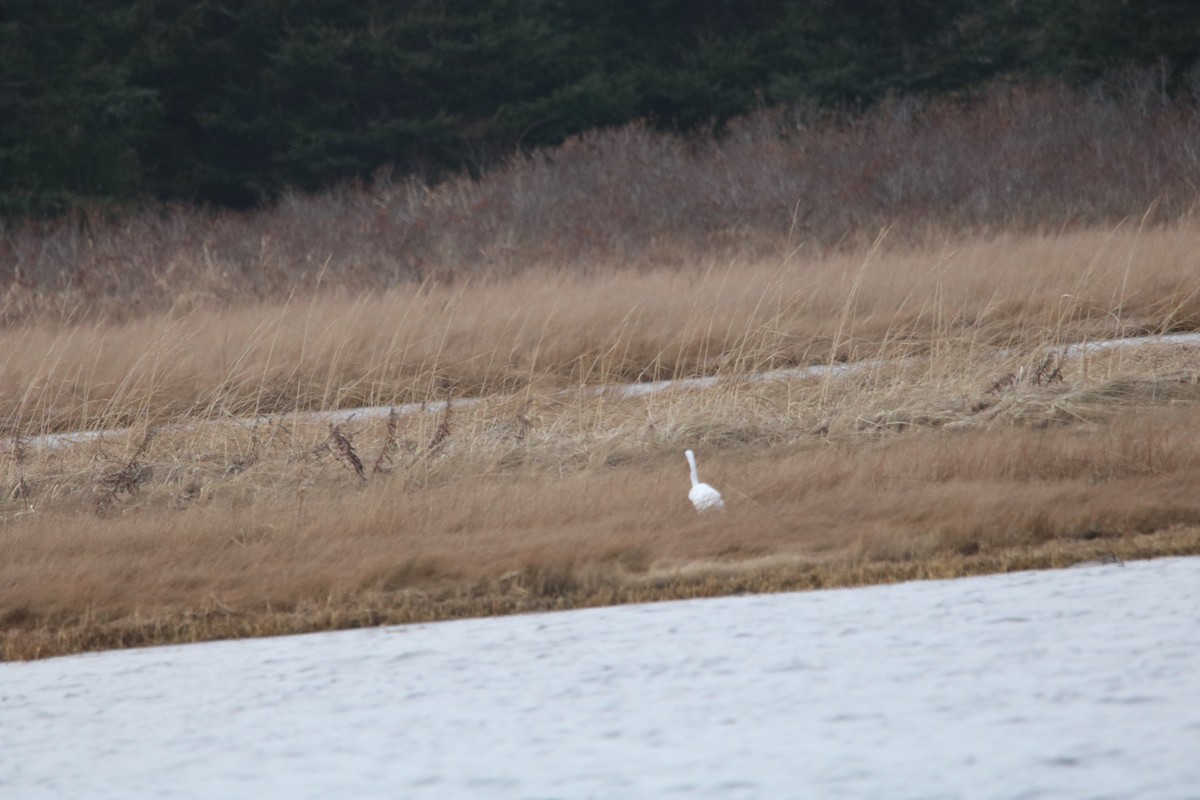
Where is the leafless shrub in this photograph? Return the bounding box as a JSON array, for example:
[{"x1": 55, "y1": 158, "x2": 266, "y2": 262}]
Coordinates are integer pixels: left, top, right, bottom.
[
  {"x1": 1031, "y1": 352, "x2": 1064, "y2": 386},
  {"x1": 372, "y1": 408, "x2": 399, "y2": 475},
  {"x1": 4, "y1": 82, "x2": 1200, "y2": 324},
  {"x1": 95, "y1": 429, "x2": 156, "y2": 514},
  {"x1": 987, "y1": 351, "x2": 1066, "y2": 396},
  {"x1": 329, "y1": 424, "x2": 366, "y2": 482}
]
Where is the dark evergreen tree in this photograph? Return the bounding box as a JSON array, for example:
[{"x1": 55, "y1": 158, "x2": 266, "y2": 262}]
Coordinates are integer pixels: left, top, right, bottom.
[
  {"x1": 1, "y1": 0, "x2": 158, "y2": 213},
  {"x1": 1043, "y1": 0, "x2": 1200, "y2": 86},
  {"x1": 4, "y1": 0, "x2": 1197, "y2": 215}
]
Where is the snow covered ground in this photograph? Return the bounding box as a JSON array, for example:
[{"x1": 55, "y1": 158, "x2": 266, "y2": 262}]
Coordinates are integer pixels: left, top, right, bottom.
[{"x1": 3, "y1": 557, "x2": 1199, "y2": 799}]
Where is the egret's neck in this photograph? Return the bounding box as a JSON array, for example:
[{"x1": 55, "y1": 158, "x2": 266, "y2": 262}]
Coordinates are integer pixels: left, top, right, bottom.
[{"x1": 686, "y1": 452, "x2": 699, "y2": 486}]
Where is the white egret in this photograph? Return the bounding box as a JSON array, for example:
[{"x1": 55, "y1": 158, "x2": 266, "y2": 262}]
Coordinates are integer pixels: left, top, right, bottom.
[{"x1": 685, "y1": 449, "x2": 724, "y2": 512}]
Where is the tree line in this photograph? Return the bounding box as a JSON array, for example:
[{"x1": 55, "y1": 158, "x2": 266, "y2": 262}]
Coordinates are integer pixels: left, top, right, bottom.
[{"x1": 2, "y1": 0, "x2": 1198, "y2": 215}]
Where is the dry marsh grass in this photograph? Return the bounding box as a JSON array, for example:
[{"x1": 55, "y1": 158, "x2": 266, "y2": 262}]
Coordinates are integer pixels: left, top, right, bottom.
[
  {"x1": 3, "y1": 303, "x2": 1200, "y2": 659},
  {"x1": 2, "y1": 219, "x2": 1198, "y2": 435},
  {"x1": 5, "y1": 85, "x2": 1200, "y2": 658}
]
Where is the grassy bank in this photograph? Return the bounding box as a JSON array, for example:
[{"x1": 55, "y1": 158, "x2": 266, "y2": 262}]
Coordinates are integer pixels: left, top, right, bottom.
[
  {"x1": 3, "y1": 84, "x2": 1200, "y2": 660},
  {"x1": 2, "y1": 233, "x2": 1199, "y2": 659}
]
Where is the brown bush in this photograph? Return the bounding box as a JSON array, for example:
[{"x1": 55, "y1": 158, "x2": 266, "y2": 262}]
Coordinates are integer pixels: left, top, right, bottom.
[{"x1": 3, "y1": 82, "x2": 1199, "y2": 324}]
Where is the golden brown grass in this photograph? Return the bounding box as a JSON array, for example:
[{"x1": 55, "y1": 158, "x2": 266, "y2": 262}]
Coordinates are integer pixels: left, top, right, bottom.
[
  {"x1": 2, "y1": 218, "x2": 1198, "y2": 435},
  {"x1": 4, "y1": 214, "x2": 1200, "y2": 660},
  {"x1": 3, "y1": 267, "x2": 1200, "y2": 660}
]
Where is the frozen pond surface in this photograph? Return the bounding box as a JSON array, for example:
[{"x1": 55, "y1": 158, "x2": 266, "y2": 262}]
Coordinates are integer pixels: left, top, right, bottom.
[{"x1": 3, "y1": 557, "x2": 1199, "y2": 799}]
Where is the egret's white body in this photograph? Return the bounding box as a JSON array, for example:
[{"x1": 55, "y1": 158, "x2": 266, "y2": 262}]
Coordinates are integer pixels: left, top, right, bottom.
[{"x1": 685, "y1": 449, "x2": 724, "y2": 512}]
